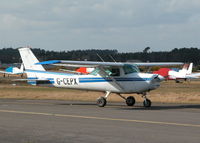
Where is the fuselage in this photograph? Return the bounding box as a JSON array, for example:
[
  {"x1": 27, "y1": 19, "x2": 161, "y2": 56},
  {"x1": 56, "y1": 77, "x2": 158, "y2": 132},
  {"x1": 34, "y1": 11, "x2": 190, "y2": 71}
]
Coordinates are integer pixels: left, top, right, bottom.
[
  {"x1": 26, "y1": 69, "x2": 162, "y2": 94},
  {"x1": 168, "y1": 70, "x2": 187, "y2": 80}
]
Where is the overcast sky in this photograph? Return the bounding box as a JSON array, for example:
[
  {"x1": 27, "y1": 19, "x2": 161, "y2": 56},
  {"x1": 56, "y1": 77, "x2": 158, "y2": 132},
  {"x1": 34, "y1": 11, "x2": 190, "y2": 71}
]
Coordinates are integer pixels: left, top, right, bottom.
[{"x1": 0, "y1": 0, "x2": 200, "y2": 52}]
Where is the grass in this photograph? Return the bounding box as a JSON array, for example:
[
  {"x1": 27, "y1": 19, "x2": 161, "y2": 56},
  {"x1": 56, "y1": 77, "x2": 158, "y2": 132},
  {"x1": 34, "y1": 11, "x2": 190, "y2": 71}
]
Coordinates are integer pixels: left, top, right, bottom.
[{"x1": 0, "y1": 74, "x2": 200, "y2": 103}]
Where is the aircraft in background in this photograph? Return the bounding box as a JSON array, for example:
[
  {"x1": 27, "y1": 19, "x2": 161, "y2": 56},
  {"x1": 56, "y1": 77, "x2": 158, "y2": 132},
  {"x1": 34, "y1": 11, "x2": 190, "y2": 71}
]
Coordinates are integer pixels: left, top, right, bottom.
[
  {"x1": 59, "y1": 67, "x2": 95, "y2": 74},
  {"x1": 154, "y1": 63, "x2": 200, "y2": 82},
  {"x1": 76, "y1": 67, "x2": 95, "y2": 74},
  {"x1": 168, "y1": 63, "x2": 200, "y2": 82},
  {"x1": 16, "y1": 47, "x2": 183, "y2": 108},
  {"x1": 0, "y1": 64, "x2": 24, "y2": 76}
]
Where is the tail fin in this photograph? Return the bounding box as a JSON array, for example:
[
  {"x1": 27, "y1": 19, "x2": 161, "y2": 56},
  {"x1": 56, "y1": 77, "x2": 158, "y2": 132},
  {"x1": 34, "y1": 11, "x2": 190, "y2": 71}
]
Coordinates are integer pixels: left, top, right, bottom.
[
  {"x1": 18, "y1": 47, "x2": 45, "y2": 71},
  {"x1": 186, "y1": 63, "x2": 193, "y2": 74},
  {"x1": 182, "y1": 63, "x2": 189, "y2": 70}
]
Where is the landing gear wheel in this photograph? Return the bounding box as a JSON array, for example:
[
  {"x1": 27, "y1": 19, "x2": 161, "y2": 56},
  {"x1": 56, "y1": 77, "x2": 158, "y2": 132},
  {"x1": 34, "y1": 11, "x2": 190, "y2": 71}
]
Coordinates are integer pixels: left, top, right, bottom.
[
  {"x1": 143, "y1": 99, "x2": 151, "y2": 108},
  {"x1": 97, "y1": 97, "x2": 107, "y2": 107},
  {"x1": 126, "y1": 96, "x2": 135, "y2": 106}
]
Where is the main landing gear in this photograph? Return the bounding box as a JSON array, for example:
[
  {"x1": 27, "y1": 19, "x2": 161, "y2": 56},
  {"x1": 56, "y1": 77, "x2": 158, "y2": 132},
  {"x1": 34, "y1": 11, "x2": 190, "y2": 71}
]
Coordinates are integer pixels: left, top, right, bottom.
[
  {"x1": 96, "y1": 91, "x2": 136, "y2": 107},
  {"x1": 96, "y1": 91, "x2": 110, "y2": 107},
  {"x1": 96, "y1": 91, "x2": 152, "y2": 108},
  {"x1": 117, "y1": 94, "x2": 135, "y2": 106}
]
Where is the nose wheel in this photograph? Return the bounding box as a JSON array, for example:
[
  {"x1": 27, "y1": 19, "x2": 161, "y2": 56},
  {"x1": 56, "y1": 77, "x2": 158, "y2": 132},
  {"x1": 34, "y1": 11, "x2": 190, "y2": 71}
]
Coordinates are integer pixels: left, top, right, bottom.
[
  {"x1": 142, "y1": 93, "x2": 152, "y2": 108},
  {"x1": 143, "y1": 98, "x2": 151, "y2": 107}
]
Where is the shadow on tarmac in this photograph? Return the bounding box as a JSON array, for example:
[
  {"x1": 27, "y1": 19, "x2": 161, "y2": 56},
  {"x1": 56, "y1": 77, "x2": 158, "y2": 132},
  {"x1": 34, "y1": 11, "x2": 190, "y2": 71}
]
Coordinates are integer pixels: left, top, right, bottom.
[
  {"x1": 1, "y1": 99, "x2": 199, "y2": 111},
  {"x1": 56, "y1": 101, "x2": 200, "y2": 111},
  {"x1": 116, "y1": 104, "x2": 200, "y2": 111}
]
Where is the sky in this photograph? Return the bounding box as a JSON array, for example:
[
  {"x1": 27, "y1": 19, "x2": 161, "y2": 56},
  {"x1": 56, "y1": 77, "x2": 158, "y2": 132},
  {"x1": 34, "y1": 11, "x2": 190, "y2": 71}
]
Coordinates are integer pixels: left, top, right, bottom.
[{"x1": 0, "y1": 0, "x2": 200, "y2": 52}]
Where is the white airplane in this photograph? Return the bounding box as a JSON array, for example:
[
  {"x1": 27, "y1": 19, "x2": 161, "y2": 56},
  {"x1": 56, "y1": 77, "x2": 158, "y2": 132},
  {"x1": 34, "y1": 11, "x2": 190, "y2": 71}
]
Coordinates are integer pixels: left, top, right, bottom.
[
  {"x1": 0, "y1": 64, "x2": 24, "y2": 76},
  {"x1": 168, "y1": 63, "x2": 200, "y2": 82},
  {"x1": 17, "y1": 47, "x2": 183, "y2": 107}
]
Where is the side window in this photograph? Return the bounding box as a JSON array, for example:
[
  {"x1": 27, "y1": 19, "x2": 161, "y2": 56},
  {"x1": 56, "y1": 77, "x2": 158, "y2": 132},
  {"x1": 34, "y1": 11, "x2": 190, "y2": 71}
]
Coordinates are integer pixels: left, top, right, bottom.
[
  {"x1": 110, "y1": 68, "x2": 120, "y2": 76},
  {"x1": 123, "y1": 65, "x2": 139, "y2": 74},
  {"x1": 90, "y1": 68, "x2": 100, "y2": 75}
]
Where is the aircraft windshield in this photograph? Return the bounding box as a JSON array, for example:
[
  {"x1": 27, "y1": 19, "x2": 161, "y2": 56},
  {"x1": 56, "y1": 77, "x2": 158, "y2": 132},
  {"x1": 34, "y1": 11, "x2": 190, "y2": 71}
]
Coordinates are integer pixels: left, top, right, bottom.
[{"x1": 123, "y1": 64, "x2": 139, "y2": 74}]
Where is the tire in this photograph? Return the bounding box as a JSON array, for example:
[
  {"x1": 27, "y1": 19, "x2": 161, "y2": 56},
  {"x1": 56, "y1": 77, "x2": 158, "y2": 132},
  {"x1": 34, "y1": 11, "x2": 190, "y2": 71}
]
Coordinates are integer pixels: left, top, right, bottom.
[
  {"x1": 143, "y1": 99, "x2": 151, "y2": 107},
  {"x1": 126, "y1": 96, "x2": 135, "y2": 106},
  {"x1": 97, "y1": 97, "x2": 107, "y2": 107}
]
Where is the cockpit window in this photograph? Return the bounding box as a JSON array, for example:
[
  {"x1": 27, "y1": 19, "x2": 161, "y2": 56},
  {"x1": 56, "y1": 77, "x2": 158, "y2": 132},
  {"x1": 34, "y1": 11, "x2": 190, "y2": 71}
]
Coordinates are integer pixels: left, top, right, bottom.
[
  {"x1": 90, "y1": 68, "x2": 100, "y2": 76},
  {"x1": 110, "y1": 68, "x2": 120, "y2": 76},
  {"x1": 89, "y1": 65, "x2": 139, "y2": 76},
  {"x1": 123, "y1": 64, "x2": 139, "y2": 74},
  {"x1": 89, "y1": 67, "x2": 120, "y2": 76}
]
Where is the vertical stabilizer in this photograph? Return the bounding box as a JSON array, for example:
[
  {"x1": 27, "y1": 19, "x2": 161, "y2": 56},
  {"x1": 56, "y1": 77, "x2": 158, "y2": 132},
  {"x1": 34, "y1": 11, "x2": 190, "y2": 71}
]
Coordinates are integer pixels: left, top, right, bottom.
[
  {"x1": 182, "y1": 63, "x2": 189, "y2": 70},
  {"x1": 186, "y1": 63, "x2": 193, "y2": 74},
  {"x1": 18, "y1": 47, "x2": 45, "y2": 71}
]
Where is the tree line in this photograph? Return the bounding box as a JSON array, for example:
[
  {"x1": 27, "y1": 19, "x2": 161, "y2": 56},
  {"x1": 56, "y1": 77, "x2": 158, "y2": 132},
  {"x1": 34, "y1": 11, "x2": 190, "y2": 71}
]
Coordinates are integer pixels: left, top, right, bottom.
[{"x1": 0, "y1": 47, "x2": 200, "y2": 65}]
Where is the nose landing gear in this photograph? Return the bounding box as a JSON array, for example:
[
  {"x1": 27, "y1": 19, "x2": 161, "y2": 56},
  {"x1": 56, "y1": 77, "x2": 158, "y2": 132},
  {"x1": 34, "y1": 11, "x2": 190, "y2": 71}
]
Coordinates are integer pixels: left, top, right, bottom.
[{"x1": 142, "y1": 93, "x2": 151, "y2": 108}]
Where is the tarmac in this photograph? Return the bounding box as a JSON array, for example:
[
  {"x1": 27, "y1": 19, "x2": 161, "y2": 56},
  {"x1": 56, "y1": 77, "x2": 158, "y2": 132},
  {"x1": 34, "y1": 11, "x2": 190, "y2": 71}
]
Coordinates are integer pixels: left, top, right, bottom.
[{"x1": 0, "y1": 99, "x2": 200, "y2": 143}]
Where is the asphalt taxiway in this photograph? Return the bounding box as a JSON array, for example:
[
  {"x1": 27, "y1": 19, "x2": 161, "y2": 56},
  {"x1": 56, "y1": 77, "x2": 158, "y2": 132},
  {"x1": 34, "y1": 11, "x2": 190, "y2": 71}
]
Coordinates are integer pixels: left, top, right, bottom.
[{"x1": 0, "y1": 99, "x2": 200, "y2": 143}]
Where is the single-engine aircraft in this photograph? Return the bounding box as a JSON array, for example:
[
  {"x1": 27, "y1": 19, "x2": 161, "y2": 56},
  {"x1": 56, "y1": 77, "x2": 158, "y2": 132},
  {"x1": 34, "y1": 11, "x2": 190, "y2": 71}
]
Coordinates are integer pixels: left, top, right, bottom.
[
  {"x1": 168, "y1": 63, "x2": 200, "y2": 82},
  {"x1": 154, "y1": 63, "x2": 200, "y2": 82},
  {"x1": 17, "y1": 47, "x2": 183, "y2": 107}
]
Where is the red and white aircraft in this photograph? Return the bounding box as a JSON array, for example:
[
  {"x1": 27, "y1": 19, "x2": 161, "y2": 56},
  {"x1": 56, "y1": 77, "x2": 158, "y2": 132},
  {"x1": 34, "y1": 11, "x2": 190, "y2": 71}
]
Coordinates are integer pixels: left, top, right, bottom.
[{"x1": 154, "y1": 63, "x2": 200, "y2": 82}]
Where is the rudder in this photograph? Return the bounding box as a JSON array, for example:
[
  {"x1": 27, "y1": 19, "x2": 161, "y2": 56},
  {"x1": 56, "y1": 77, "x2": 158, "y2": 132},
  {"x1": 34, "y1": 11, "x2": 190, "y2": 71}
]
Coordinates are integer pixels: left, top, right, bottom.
[
  {"x1": 18, "y1": 47, "x2": 45, "y2": 71},
  {"x1": 186, "y1": 63, "x2": 193, "y2": 75}
]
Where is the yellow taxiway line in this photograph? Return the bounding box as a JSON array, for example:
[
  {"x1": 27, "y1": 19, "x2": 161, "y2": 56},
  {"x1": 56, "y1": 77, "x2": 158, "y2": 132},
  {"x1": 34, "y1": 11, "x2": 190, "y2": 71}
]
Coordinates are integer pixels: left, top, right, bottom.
[{"x1": 0, "y1": 109, "x2": 200, "y2": 128}]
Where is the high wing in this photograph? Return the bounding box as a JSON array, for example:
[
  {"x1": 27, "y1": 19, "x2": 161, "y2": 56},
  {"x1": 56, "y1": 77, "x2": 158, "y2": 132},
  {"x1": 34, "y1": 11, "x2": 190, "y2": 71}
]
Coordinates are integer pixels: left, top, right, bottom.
[
  {"x1": 133, "y1": 62, "x2": 184, "y2": 66},
  {"x1": 36, "y1": 60, "x2": 124, "y2": 67},
  {"x1": 36, "y1": 60, "x2": 183, "y2": 67}
]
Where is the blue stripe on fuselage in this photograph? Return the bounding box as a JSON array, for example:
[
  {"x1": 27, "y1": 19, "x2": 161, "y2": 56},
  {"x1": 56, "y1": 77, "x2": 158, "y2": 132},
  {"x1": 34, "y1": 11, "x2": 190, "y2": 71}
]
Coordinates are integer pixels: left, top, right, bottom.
[
  {"x1": 79, "y1": 77, "x2": 152, "y2": 83},
  {"x1": 25, "y1": 70, "x2": 152, "y2": 84},
  {"x1": 27, "y1": 77, "x2": 55, "y2": 85}
]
